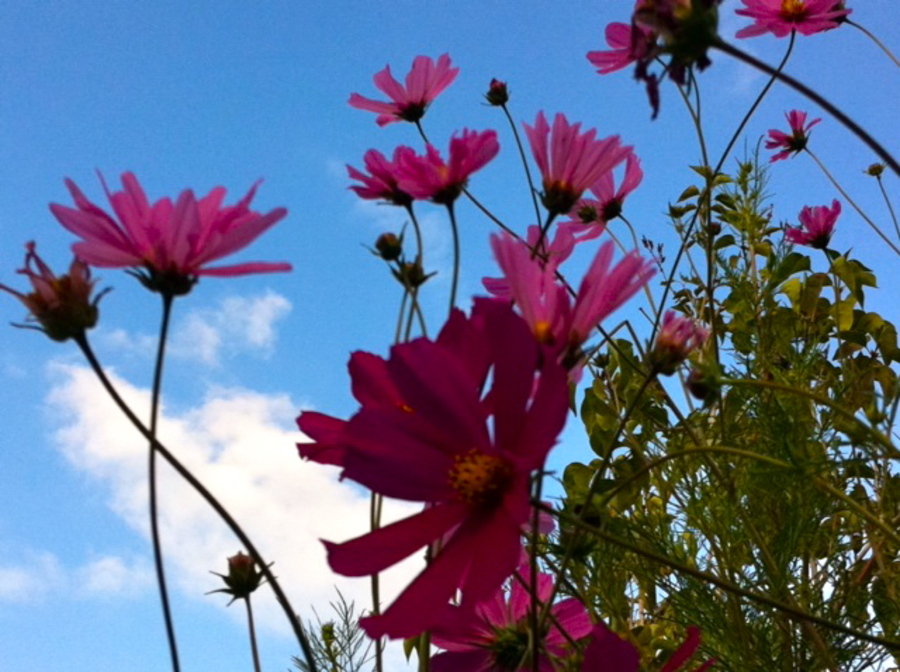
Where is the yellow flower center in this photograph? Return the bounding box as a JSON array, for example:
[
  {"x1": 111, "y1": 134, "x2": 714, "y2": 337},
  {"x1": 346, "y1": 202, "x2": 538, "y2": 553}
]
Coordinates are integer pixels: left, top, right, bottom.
[
  {"x1": 534, "y1": 320, "x2": 555, "y2": 344},
  {"x1": 780, "y1": 0, "x2": 808, "y2": 20},
  {"x1": 448, "y1": 449, "x2": 511, "y2": 506}
]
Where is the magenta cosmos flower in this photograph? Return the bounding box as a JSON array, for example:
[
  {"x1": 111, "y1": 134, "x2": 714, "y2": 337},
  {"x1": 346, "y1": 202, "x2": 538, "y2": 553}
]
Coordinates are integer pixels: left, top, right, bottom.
[
  {"x1": 396, "y1": 129, "x2": 500, "y2": 205},
  {"x1": 766, "y1": 110, "x2": 821, "y2": 162},
  {"x1": 736, "y1": 0, "x2": 851, "y2": 38},
  {"x1": 429, "y1": 569, "x2": 592, "y2": 671},
  {"x1": 347, "y1": 147, "x2": 416, "y2": 207},
  {"x1": 49, "y1": 173, "x2": 290, "y2": 296},
  {"x1": 488, "y1": 233, "x2": 655, "y2": 373},
  {"x1": 581, "y1": 624, "x2": 715, "y2": 671},
  {"x1": 311, "y1": 300, "x2": 569, "y2": 640},
  {"x1": 524, "y1": 112, "x2": 631, "y2": 217},
  {"x1": 785, "y1": 199, "x2": 841, "y2": 249},
  {"x1": 587, "y1": 20, "x2": 657, "y2": 75},
  {"x1": 651, "y1": 311, "x2": 709, "y2": 375},
  {"x1": 349, "y1": 54, "x2": 459, "y2": 126},
  {"x1": 566, "y1": 151, "x2": 644, "y2": 242},
  {"x1": 0, "y1": 242, "x2": 101, "y2": 342}
]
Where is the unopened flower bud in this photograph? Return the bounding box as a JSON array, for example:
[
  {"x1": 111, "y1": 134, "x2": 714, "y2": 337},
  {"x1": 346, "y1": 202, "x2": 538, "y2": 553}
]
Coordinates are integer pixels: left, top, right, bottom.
[
  {"x1": 392, "y1": 260, "x2": 432, "y2": 288},
  {"x1": 375, "y1": 232, "x2": 403, "y2": 261},
  {"x1": 866, "y1": 163, "x2": 885, "y2": 177},
  {"x1": 485, "y1": 79, "x2": 509, "y2": 106},
  {"x1": 0, "y1": 242, "x2": 103, "y2": 342},
  {"x1": 687, "y1": 367, "x2": 719, "y2": 402},
  {"x1": 208, "y1": 551, "x2": 268, "y2": 605}
]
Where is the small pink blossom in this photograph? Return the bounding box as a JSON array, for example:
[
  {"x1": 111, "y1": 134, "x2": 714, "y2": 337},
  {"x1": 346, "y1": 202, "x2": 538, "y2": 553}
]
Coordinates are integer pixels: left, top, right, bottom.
[
  {"x1": 524, "y1": 112, "x2": 631, "y2": 216},
  {"x1": 766, "y1": 110, "x2": 821, "y2": 162},
  {"x1": 429, "y1": 569, "x2": 592, "y2": 671},
  {"x1": 347, "y1": 147, "x2": 416, "y2": 207},
  {"x1": 566, "y1": 151, "x2": 644, "y2": 242},
  {"x1": 587, "y1": 21, "x2": 657, "y2": 75},
  {"x1": 349, "y1": 54, "x2": 459, "y2": 127},
  {"x1": 736, "y1": 0, "x2": 851, "y2": 38},
  {"x1": 785, "y1": 199, "x2": 841, "y2": 249},
  {"x1": 396, "y1": 129, "x2": 500, "y2": 205},
  {"x1": 49, "y1": 173, "x2": 290, "y2": 296},
  {"x1": 651, "y1": 311, "x2": 709, "y2": 375},
  {"x1": 317, "y1": 300, "x2": 569, "y2": 640},
  {"x1": 0, "y1": 242, "x2": 101, "y2": 341}
]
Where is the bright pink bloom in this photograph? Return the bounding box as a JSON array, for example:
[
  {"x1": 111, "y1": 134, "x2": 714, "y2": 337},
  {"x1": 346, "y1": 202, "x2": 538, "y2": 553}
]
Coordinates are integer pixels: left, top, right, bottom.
[
  {"x1": 49, "y1": 173, "x2": 290, "y2": 296},
  {"x1": 581, "y1": 623, "x2": 715, "y2": 671},
  {"x1": 348, "y1": 147, "x2": 416, "y2": 207},
  {"x1": 785, "y1": 199, "x2": 840, "y2": 249},
  {"x1": 349, "y1": 54, "x2": 459, "y2": 126},
  {"x1": 0, "y1": 242, "x2": 101, "y2": 342},
  {"x1": 766, "y1": 110, "x2": 821, "y2": 162},
  {"x1": 651, "y1": 311, "x2": 709, "y2": 375},
  {"x1": 524, "y1": 112, "x2": 631, "y2": 216},
  {"x1": 429, "y1": 569, "x2": 592, "y2": 671},
  {"x1": 736, "y1": 0, "x2": 851, "y2": 38},
  {"x1": 587, "y1": 21, "x2": 656, "y2": 74},
  {"x1": 566, "y1": 151, "x2": 644, "y2": 241},
  {"x1": 487, "y1": 233, "x2": 655, "y2": 373},
  {"x1": 320, "y1": 300, "x2": 569, "y2": 640},
  {"x1": 396, "y1": 129, "x2": 500, "y2": 205}
]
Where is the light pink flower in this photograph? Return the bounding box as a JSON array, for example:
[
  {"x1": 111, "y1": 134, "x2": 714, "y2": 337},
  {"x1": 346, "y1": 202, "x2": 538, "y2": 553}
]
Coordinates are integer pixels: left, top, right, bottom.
[
  {"x1": 736, "y1": 0, "x2": 851, "y2": 38},
  {"x1": 487, "y1": 233, "x2": 655, "y2": 373},
  {"x1": 347, "y1": 147, "x2": 416, "y2": 206},
  {"x1": 524, "y1": 112, "x2": 631, "y2": 217},
  {"x1": 396, "y1": 129, "x2": 500, "y2": 205},
  {"x1": 766, "y1": 110, "x2": 821, "y2": 162},
  {"x1": 349, "y1": 54, "x2": 459, "y2": 126},
  {"x1": 651, "y1": 311, "x2": 709, "y2": 375},
  {"x1": 319, "y1": 300, "x2": 569, "y2": 640},
  {"x1": 429, "y1": 569, "x2": 592, "y2": 671},
  {"x1": 587, "y1": 21, "x2": 656, "y2": 75},
  {"x1": 0, "y1": 242, "x2": 101, "y2": 341},
  {"x1": 785, "y1": 199, "x2": 841, "y2": 249},
  {"x1": 49, "y1": 173, "x2": 290, "y2": 296}
]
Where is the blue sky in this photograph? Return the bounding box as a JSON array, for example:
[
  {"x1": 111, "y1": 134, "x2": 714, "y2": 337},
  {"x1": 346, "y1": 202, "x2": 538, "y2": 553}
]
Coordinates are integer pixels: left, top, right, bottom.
[{"x1": 1, "y1": 2, "x2": 898, "y2": 670}]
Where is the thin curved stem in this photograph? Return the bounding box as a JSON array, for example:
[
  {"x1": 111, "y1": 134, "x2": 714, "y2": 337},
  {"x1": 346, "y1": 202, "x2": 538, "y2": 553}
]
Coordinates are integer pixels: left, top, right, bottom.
[
  {"x1": 847, "y1": 19, "x2": 900, "y2": 69},
  {"x1": 713, "y1": 38, "x2": 900, "y2": 178},
  {"x1": 73, "y1": 333, "x2": 319, "y2": 672},
  {"x1": 149, "y1": 293, "x2": 180, "y2": 672},
  {"x1": 446, "y1": 202, "x2": 461, "y2": 314},
  {"x1": 499, "y1": 102, "x2": 542, "y2": 227},
  {"x1": 805, "y1": 148, "x2": 900, "y2": 256},
  {"x1": 874, "y1": 175, "x2": 900, "y2": 242},
  {"x1": 245, "y1": 597, "x2": 262, "y2": 672}
]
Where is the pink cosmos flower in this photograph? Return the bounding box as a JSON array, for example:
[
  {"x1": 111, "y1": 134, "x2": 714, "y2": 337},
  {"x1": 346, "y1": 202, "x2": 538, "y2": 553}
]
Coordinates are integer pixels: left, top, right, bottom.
[
  {"x1": 487, "y1": 233, "x2": 655, "y2": 373},
  {"x1": 0, "y1": 242, "x2": 101, "y2": 342},
  {"x1": 524, "y1": 112, "x2": 631, "y2": 216},
  {"x1": 319, "y1": 300, "x2": 569, "y2": 640},
  {"x1": 347, "y1": 147, "x2": 416, "y2": 207},
  {"x1": 581, "y1": 624, "x2": 715, "y2": 672},
  {"x1": 429, "y1": 569, "x2": 592, "y2": 671},
  {"x1": 736, "y1": 0, "x2": 851, "y2": 38},
  {"x1": 349, "y1": 54, "x2": 459, "y2": 127},
  {"x1": 566, "y1": 151, "x2": 644, "y2": 242},
  {"x1": 49, "y1": 173, "x2": 290, "y2": 296},
  {"x1": 587, "y1": 21, "x2": 657, "y2": 75},
  {"x1": 651, "y1": 311, "x2": 709, "y2": 375},
  {"x1": 766, "y1": 110, "x2": 821, "y2": 162},
  {"x1": 785, "y1": 199, "x2": 841, "y2": 249},
  {"x1": 396, "y1": 129, "x2": 500, "y2": 205}
]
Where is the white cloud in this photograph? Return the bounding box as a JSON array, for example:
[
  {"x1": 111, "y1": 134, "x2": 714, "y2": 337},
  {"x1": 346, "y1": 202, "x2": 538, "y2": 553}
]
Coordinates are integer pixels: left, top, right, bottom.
[
  {"x1": 75, "y1": 554, "x2": 154, "y2": 597},
  {"x1": 0, "y1": 551, "x2": 63, "y2": 603},
  {"x1": 44, "y1": 361, "x2": 422, "y2": 657},
  {"x1": 170, "y1": 291, "x2": 291, "y2": 366}
]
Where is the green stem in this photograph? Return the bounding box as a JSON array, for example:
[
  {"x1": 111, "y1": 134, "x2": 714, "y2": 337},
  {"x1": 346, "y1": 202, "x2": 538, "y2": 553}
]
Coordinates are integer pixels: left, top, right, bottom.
[
  {"x1": 500, "y1": 102, "x2": 542, "y2": 227},
  {"x1": 875, "y1": 175, "x2": 900, "y2": 242},
  {"x1": 446, "y1": 202, "x2": 461, "y2": 315},
  {"x1": 73, "y1": 333, "x2": 319, "y2": 672},
  {"x1": 246, "y1": 597, "x2": 263, "y2": 672},
  {"x1": 847, "y1": 19, "x2": 900, "y2": 69},
  {"x1": 149, "y1": 292, "x2": 180, "y2": 672}
]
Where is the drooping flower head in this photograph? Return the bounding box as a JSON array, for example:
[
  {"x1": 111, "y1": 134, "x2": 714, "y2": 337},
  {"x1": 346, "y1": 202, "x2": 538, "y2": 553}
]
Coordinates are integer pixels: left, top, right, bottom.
[
  {"x1": 349, "y1": 54, "x2": 459, "y2": 126},
  {"x1": 785, "y1": 199, "x2": 841, "y2": 249},
  {"x1": 347, "y1": 147, "x2": 416, "y2": 207},
  {"x1": 735, "y1": 0, "x2": 851, "y2": 38},
  {"x1": 49, "y1": 173, "x2": 290, "y2": 296},
  {"x1": 313, "y1": 300, "x2": 569, "y2": 640},
  {"x1": 397, "y1": 129, "x2": 500, "y2": 205},
  {"x1": 1, "y1": 242, "x2": 102, "y2": 342},
  {"x1": 650, "y1": 310, "x2": 710, "y2": 375},
  {"x1": 587, "y1": 20, "x2": 657, "y2": 75},
  {"x1": 766, "y1": 110, "x2": 821, "y2": 162},
  {"x1": 429, "y1": 568, "x2": 592, "y2": 671},
  {"x1": 565, "y1": 151, "x2": 644, "y2": 242},
  {"x1": 524, "y1": 112, "x2": 631, "y2": 216}
]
